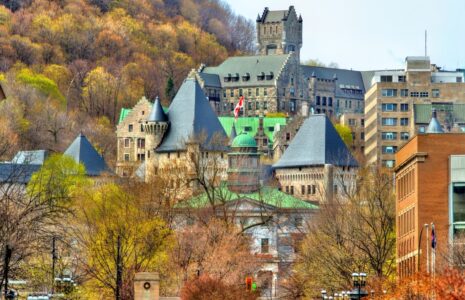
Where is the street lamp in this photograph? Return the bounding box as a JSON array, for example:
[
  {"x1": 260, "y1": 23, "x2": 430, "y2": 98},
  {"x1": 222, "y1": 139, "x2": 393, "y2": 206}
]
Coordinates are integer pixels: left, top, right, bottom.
[
  {"x1": 321, "y1": 289, "x2": 327, "y2": 299},
  {"x1": 349, "y1": 272, "x2": 369, "y2": 300}
]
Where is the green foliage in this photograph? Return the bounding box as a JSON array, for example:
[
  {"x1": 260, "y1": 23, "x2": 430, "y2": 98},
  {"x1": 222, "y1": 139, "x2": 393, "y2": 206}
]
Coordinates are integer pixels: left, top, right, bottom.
[
  {"x1": 16, "y1": 68, "x2": 66, "y2": 105},
  {"x1": 265, "y1": 112, "x2": 287, "y2": 118},
  {"x1": 27, "y1": 154, "x2": 90, "y2": 206},
  {"x1": 165, "y1": 76, "x2": 175, "y2": 101},
  {"x1": 334, "y1": 123, "x2": 353, "y2": 146}
]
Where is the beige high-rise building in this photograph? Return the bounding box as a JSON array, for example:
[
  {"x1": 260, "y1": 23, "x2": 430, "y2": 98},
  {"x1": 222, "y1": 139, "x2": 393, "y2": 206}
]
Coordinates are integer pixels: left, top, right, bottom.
[{"x1": 364, "y1": 56, "x2": 465, "y2": 167}]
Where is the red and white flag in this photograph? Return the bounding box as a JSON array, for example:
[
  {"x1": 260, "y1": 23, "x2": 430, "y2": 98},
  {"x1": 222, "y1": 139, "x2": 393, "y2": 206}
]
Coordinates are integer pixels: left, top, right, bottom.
[{"x1": 234, "y1": 96, "x2": 244, "y2": 119}]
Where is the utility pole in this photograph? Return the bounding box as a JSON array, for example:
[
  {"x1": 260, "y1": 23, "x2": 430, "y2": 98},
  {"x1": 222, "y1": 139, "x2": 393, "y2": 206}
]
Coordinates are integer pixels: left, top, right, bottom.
[
  {"x1": 3, "y1": 244, "x2": 12, "y2": 300},
  {"x1": 51, "y1": 237, "x2": 57, "y2": 294},
  {"x1": 116, "y1": 235, "x2": 122, "y2": 300}
]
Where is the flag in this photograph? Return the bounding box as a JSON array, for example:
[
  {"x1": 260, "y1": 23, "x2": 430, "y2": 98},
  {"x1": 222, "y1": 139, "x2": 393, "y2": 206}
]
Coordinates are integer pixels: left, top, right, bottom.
[
  {"x1": 431, "y1": 223, "x2": 436, "y2": 249},
  {"x1": 234, "y1": 96, "x2": 244, "y2": 119}
]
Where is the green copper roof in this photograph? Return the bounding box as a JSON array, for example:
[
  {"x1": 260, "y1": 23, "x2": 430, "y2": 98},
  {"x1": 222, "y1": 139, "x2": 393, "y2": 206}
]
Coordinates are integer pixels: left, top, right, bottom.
[
  {"x1": 176, "y1": 185, "x2": 318, "y2": 210},
  {"x1": 232, "y1": 132, "x2": 257, "y2": 148},
  {"x1": 219, "y1": 117, "x2": 287, "y2": 144}
]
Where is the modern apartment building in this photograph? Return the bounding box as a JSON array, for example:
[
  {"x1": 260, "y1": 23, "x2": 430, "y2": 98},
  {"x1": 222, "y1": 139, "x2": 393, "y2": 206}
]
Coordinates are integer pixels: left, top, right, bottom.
[{"x1": 364, "y1": 56, "x2": 465, "y2": 167}]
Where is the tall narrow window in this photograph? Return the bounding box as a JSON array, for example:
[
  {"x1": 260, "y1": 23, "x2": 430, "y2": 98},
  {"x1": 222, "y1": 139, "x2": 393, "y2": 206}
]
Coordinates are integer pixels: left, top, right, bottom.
[{"x1": 261, "y1": 238, "x2": 269, "y2": 253}]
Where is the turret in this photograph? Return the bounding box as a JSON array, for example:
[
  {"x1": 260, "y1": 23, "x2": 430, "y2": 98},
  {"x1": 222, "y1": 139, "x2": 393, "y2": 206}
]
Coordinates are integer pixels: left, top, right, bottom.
[
  {"x1": 227, "y1": 132, "x2": 260, "y2": 194},
  {"x1": 144, "y1": 97, "x2": 169, "y2": 154}
]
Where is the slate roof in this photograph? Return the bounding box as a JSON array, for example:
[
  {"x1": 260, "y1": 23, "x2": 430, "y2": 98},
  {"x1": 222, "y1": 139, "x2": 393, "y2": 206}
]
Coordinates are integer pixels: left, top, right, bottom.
[
  {"x1": 11, "y1": 150, "x2": 49, "y2": 165},
  {"x1": 202, "y1": 54, "x2": 291, "y2": 87},
  {"x1": 273, "y1": 114, "x2": 358, "y2": 168},
  {"x1": 263, "y1": 10, "x2": 288, "y2": 22},
  {"x1": 176, "y1": 185, "x2": 318, "y2": 210},
  {"x1": 0, "y1": 163, "x2": 42, "y2": 184},
  {"x1": 147, "y1": 97, "x2": 168, "y2": 122},
  {"x1": 64, "y1": 134, "x2": 109, "y2": 176},
  {"x1": 301, "y1": 66, "x2": 365, "y2": 101},
  {"x1": 156, "y1": 78, "x2": 228, "y2": 152},
  {"x1": 197, "y1": 72, "x2": 221, "y2": 88}
]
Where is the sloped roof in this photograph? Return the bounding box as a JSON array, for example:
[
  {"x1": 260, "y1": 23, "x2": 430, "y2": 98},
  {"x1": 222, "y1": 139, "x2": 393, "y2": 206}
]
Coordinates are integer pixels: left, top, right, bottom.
[
  {"x1": 301, "y1": 66, "x2": 365, "y2": 101},
  {"x1": 197, "y1": 72, "x2": 221, "y2": 88},
  {"x1": 273, "y1": 114, "x2": 358, "y2": 168},
  {"x1": 0, "y1": 163, "x2": 41, "y2": 184},
  {"x1": 176, "y1": 185, "x2": 318, "y2": 210},
  {"x1": 263, "y1": 10, "x2": 287, "y2": 22},
  {"x1": 147, "y1": 97, "x2": 168, "y2": 122},
  {"x1": 426, "y1": 109, "x2": 444, "y2": 133},
  {"x1": 11, "y1": 150, "x2": 49, "y2": 165},
  {"x1": 219, "y1": 117, "x2": 287, "y2": 144},
  {"x1": 156, "y1": 78, "x2": 228, "y2": 152},
  {"x1": 202, "y1": 54, "x2": 291, "y2": 87},
  {"x1": 64, "y1": 134, "x2": 109, "y2": 176}
]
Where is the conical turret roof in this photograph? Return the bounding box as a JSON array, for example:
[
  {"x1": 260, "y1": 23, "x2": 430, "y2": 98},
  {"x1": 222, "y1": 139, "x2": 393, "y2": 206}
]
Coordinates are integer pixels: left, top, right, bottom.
[
  {"x1": 426, "y1": 108, "x2": 444, "y2": 134},
  {"x1": 156, "y1": 77, "x2": 227, "y2": 152},
  {"x1": 147, "y1": 97, "x2": 168, "y2": 122},
  {"x1": 64, "y1": 133, "x2": 109, "y2": 176}
]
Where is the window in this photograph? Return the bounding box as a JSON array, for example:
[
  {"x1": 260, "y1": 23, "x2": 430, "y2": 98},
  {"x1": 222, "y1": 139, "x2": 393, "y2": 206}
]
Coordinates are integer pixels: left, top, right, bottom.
[
  {"x1": 383, "y1": 160, "x2": 395, "y2": 168},
  {"x1": 124, "y1": 153, "x2": 130, "y2": 161},
  {"x1": 294, "y1": 216, "x2": 303, "y2": 228},
  {"x1": 400, "y1": 118, "x2": 409, "y2": 126},
  {"x1": 322, "y1": 97, "x2": 327, "y2": 106},
  {"x1": 247, "y1": 101, "x2": 252, "y2": 110},
  {"x1": 380, "y1": 75, "x2": 393, "y2": 82},
  {"x1": 382, "y1": 103, "x2": 397, "y2": 112},
  {"x1": 382, "y1": 146, "x2": 398, "y2": 154},
  {"x1": 401, "y1": 132, "x2": 410, "y2": 140},
  {"x1": 137, "y1": 153, "x2": 145, "y2": 161},
  {"x1": 348, "y1": 119, "x2": 356, "y2": 126},
  {"x1": 223, "y1": 90, "x2": 226, "y2": 98},
  {"x1": 457, "y1": 77, "x2": 463, "y2": 83},
  {"x1": 307, "y1": 185, "x2": 311, "y2": 194},
  {"x1": 401, "y1": 89, "x2": 409, "y2": 97},
  {"x1": 382, "y1": 118, "x2": 397, "y2": 126},
  {"x1": 290, "y1": 186, "x2": 294, "y2": 195},
  {"x1": 301, "y1": 185, "x2": 305, "y2": 195},
  {"x1": 419, "y1": 126, "x2": 426, "y2": 133},
  {"x1": 400, "y1": 103, "x2": 409, "y2": 111},
  {"x1": 351, "y1": 132, "x2": 356, "y2": 140},
  {"x1": 230, "y1": 103, "x2": 234, "y2": 111},
  {"x1": 137, "y1": 138, "x2": 145, "y2": 149},
  {"x1": 316, "y1": 96, "x2": 321, "y2": 105},
  {"x1": 398, "y1": 75, "x2": 406, "y2": 82},
  {"x1": 261, "y1": 238, "x2": 269, "y2": 253},
  {"x1": 256, "y1": 88, "x2": 260, "y2": 96},
  {"x1": 285, "y1": 186, "x2": 289, "y2": 193},
  {"x1": 264, "y1": 88, "x2": 268, "y2": 96},
  {"x1": 124, "y1": 138, "x2": 130, "y2": 148},
  {"x1": 239, "y1": 89, "x2": 243, "y2": 96},
  {"x1": 410, "y1": 91, "x2": 419, "y2": 97},
  {"x1": 128, "y1": 124, "x2": 133, "y2": 132},
  {"x1": 230, "y1": 89, "x2": 234, "y2": 97},
  {"x1": 328, "y1": 97, "x2": 333, "y2": 106},
  {"x1": 248, "y1": 88, "x2": 252, "y2": 96},
  {"x1": 432, "y1": 89, "x2": 440, "y2": 97},
  {"x1": 286, "y1": 133, "x2": 291, "y2": 141},
  {"x1": 268, "y1": 126, "x2": 274, "y2": 132},
  {"x1": 419, "y1": 92, "x2": 429, "y2": 97},
  {"x1": 360, "y1": 132, "x2": 364, "y2": 140},
  {"x1": 140, "y1": 124, "x2": 144, "y2": 132},
  {"x1": 243, "y1": 126, "x2": 252, "y2": 132},
  {"x1": 382, "y1": 132, "x2": 397, "y2": 140},
  {"x1": 312, "y1": 185, "x2": 316, "y2": 194},
  {"x1": 361, "y1": 119, "x2": 365, "y2": 126},
  {"x1": 381, "y1": 89, "x2": 397, "y2": 97},
  {"x1": 263, "y1": 101, "x2": 268, "y2": 109}
]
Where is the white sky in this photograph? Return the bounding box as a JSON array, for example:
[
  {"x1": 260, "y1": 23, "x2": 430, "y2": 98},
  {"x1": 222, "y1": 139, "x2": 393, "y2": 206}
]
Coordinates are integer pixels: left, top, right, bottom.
[{"x1": 223, "y1": 0, "x2": 465, "y2": 70}]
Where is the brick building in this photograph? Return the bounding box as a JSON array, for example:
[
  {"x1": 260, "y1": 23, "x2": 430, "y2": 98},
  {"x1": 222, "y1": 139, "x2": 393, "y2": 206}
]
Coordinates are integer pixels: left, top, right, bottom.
[{"x1": 395, "y1": 113, "x2": 465, "y2": 279}]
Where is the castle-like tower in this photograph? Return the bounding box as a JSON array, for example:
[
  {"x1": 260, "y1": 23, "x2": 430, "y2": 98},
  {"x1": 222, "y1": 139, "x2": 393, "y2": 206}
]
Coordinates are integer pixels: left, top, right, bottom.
[
  {"x1": 144, "y1": 97, "x2": 169, "y2": 165},
  {"x1": 256, "y1": 6, "x2": 302, "y2": 61}
]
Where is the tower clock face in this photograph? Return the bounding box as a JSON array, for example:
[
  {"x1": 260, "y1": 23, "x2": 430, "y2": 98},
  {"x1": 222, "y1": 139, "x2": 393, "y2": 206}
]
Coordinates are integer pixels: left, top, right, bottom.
[{"x1": 143, "y1": 282, "x2": 151, "y2": 290}]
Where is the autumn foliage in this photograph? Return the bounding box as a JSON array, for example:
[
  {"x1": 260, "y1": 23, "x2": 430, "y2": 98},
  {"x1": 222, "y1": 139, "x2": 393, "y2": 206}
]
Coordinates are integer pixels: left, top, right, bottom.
[{"x1": 180, "y1": 275, "x2": 259, "y2": 300}]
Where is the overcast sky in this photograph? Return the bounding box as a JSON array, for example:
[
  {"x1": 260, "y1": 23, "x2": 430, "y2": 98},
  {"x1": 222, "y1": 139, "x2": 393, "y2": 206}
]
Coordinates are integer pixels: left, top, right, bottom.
[{"x1": 223, "y1": 0, "x2": 465, "y2": 71}]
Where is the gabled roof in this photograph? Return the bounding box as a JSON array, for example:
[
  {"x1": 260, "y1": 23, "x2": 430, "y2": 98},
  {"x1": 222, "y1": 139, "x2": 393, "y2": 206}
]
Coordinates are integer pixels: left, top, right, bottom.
[
  {"x1": 202, "y1": 54, "x2": 291, "y2": 87},
  {"x1": 156, "y1": 78, "x2": 228, "y2": 152},
  {"x1": 273, "y1": 114, "x2": 358, "y2": 168},
  {"x1": 301, "y1": 66, "x2": 365, "y2": 101},
  {"x1": 64, "y1": 134, "x2": 109, "y2": 176},
  {"x1": 147, "y1": 97, "x2": 168, "y2": 122},
  {"x1": 176, "y1": 185, "x2": 318, "y2": 210},
  {"x1": 11, "y1": 150, "x2": 49, "y2": 165},
  {"x1": 197, "y1": 72, "x2": 221, "y2": 88}
]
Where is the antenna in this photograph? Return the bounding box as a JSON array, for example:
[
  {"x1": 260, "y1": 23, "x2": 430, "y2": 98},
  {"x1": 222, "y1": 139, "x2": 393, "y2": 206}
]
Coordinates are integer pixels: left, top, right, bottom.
[{"x1": 425, "y1": 30, "x2": 427, "y2": 56}]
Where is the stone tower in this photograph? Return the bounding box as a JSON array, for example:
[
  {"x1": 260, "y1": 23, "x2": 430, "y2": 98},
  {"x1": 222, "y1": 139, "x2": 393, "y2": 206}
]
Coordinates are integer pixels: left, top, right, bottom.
[
  {"x1": 256, "y1": 6, "x2": 302, "y2": 61},
  {"x1": 227, "y1": 132, "x2": 261, "y2": 194},
  {"x1": 144, "y1": 97, "x2": 169, "y2": 163}
]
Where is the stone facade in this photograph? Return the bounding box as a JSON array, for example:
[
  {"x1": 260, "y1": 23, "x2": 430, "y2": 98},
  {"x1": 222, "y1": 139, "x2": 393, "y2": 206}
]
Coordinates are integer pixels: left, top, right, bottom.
[
  {"x1": 256, "y1": 6, "x2": 302, "y2": 61},
  {"x1": 364, "y1": 56, "x2": 465, "y2": 167},
  {"x1": 340, "y1": 112, "x2": 365, "y2": 156}
]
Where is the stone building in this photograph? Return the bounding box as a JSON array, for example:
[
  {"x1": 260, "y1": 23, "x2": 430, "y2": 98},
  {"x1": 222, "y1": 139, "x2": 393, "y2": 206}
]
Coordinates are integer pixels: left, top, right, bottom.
[
  {"x1": 340, "y1": 112, "x2": 365, "y2": 155},
  {"x1": 176, "y1": 132, "x2": 317, "y2": 298},
  {"x1": 273, "y1": 114, "x2": 358, "y2": 204},
  {"x1": 394, "y1": 113, "x2": 465, "y2": 279},
  {"x1": 256, "y1": 6, "x2": 302, "y2": 60},
  {"x1": 364, "y1": 56, "x2": 465, "y2": 167},
  {"x1": 116, "y1": 75, "x2": 229, "y2": 196}
]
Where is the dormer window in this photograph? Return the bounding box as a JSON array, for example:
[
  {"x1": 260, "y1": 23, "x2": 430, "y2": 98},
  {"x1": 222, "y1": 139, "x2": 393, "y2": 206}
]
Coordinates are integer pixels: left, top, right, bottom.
[
  {"x1": 257, "y1": 72, "x2": 265, "y2": 81},
  {"x1": 224, "y1": 73, "x2": 232, "y2": 82},
  {"x1": 242, "y1": 72, "x2": 250, "y2": 81},
  {"x1": 266, "y1": 72, "x2": 274, "y2": 80},
  {"x1": 232, "y1": 73, "x2": 240, "y2": 82}
]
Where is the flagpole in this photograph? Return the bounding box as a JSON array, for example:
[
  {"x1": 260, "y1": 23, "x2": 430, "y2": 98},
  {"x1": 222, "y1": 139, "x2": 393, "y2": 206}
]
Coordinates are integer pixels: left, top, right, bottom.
[{"x1": 425, "y1": 224, "x2": 429, "y2": 274}]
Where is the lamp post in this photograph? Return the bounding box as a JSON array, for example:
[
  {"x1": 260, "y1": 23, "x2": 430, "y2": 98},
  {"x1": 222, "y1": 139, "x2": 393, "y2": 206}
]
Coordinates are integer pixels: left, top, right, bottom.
[{"x1": 349, "y1": 272, "x2": 369, "y2": 300}]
